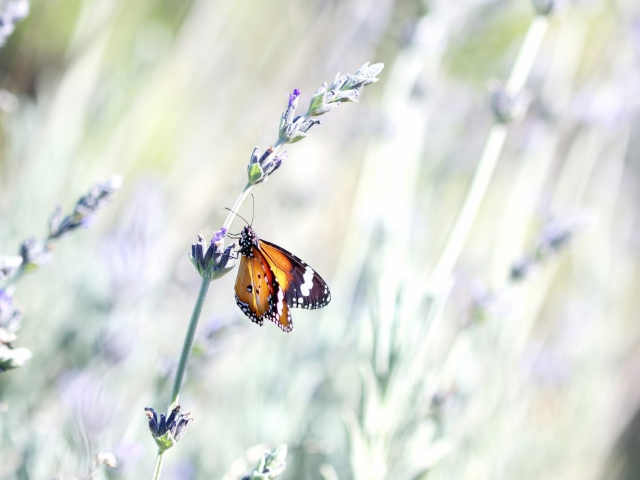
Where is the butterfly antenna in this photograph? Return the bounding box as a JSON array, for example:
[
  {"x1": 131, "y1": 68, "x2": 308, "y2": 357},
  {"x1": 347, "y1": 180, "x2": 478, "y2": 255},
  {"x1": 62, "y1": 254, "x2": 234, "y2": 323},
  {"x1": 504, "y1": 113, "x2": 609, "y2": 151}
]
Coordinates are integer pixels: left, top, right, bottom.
[{"x1": 224, "y1": 207, "x2": 251, "y2": 227}]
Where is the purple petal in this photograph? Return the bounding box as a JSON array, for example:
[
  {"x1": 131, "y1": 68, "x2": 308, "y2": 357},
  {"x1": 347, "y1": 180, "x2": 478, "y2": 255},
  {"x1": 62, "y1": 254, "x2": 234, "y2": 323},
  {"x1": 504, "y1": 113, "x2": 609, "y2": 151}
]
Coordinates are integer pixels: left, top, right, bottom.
[
  {"x1": 211, "y1": 227, "x2": 227, "y2": 244},
  {"x1": 288, "y1": 88, "x2": 301, "y2": 107}
]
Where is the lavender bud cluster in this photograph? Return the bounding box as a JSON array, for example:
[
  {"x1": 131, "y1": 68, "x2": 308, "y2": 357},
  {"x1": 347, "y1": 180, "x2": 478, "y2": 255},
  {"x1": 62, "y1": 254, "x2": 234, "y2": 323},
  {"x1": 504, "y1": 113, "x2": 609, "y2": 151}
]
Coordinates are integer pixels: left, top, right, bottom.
[
  {"x1": 276, "y1": 62, "x2": 384, "y2": 146},
  {"x1": 144, "y1": 406, "x2": 194, "y2": 452},
  {"x1": 189, "y1": 227, "x2": 236, "y2": 280},
  {"x1": 246, "y1": 62, "x2": 383, "y2": 187},
  {"x1": 0, "y1": 177, "x2": 121, "y2": 372},
  {"x1": 247, "y1": 147, "x2": 287, "y2": 185}
]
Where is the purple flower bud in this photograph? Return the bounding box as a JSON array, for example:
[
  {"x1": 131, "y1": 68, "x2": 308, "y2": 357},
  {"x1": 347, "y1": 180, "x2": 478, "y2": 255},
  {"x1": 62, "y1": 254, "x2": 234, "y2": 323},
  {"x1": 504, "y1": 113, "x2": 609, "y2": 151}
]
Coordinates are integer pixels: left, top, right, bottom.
[
  {"x1": 288, "y1": 88, "x2": 300, "y2": 107},
  {"x1": 144, "y1": 405, "x2": 194, "y2": 451},
  {"x1": 211, "y1": 227, "x2": 227, "y2": 245}
]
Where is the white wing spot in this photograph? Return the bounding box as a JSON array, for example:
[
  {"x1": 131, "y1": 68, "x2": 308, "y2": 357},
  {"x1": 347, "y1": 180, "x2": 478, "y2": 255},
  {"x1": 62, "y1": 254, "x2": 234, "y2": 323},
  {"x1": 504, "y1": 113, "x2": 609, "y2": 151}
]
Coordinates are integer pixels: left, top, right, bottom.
[
  {"x1": 277, "y1": 289, "x2": 284, "y2": 316},
  {"x1": 300, "y1": 266, "x2": 315, "y2": 296}
]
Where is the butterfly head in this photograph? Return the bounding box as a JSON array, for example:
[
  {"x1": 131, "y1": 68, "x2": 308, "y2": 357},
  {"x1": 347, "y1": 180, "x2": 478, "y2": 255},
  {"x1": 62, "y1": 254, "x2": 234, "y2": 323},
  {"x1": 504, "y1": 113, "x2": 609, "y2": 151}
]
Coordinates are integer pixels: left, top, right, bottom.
[{"x1": 239, "y1": 225, "x2": 259, "y2": 257}]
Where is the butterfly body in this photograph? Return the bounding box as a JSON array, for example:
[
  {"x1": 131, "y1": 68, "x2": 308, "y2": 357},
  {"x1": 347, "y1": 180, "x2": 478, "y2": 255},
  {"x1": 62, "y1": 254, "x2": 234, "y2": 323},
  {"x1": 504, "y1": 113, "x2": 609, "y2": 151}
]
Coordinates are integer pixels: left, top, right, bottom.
[{"x1": 234, "y1": 225, "x2": 331, "y2": 332}]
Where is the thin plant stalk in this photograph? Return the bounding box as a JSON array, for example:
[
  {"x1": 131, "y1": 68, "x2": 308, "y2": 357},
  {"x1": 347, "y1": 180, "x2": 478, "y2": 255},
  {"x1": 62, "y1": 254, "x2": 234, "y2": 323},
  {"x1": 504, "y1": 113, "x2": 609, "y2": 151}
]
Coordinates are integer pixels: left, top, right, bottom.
[
  {"x1": 168, "y1": 277, "x2": 211, "y2": 409},
  {"x1": 152, "y1": 453, "x2": 164, "y2": 480},
  {"x1": 153, "y1": 277, "x2": 210, "y2": 475},
  {"x1": 428, "y1": 14, "x2": 549, "y2": 291}
]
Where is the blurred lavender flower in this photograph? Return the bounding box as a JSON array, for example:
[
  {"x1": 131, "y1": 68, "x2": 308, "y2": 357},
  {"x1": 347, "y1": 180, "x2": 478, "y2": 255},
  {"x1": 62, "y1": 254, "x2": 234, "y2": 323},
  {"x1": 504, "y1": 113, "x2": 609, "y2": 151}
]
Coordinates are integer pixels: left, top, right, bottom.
[
  {"x1": 571, "y1": 77, "x2": 640, "y2": 129},
  {"x1": 0, "y1": 255, "x2": 22, "y2": 280},
  {"x1": 489, "y1": 80, "x2": 532, "y2": 124},
  {"x1": 189, "y1": 227, "x2": 235, "y2": 280},
  {"x1": 144, "y1": 406, "x2": 194, "y2": 452},
  {"x1": 166, "y1": 461, "x2": 195, "y2": 480},
  {"x1": 0, "y1": 288, "x2": 22, "y2": 333},
  {"x1": 469, "y1": 286, "x2": 511, "y2": 324},
  {"x1": 521, "y1": 340, "x2": 570, "y2": 388},
  {"x1": 247, "y1": 147, "x2": 287, "y2": 185},
  {"x1": 111, "y1": 440, "x2": 145, "y2": 473},
  {"x1": 48, "y1": 176, "x2": 123, "y2": 240},
  {"x1": 103, "y1": 180, "x2": 166, "y2": 298},
  {"x1": 59, "y1": 370, "x2": 115, "y2": 435},
  {"x1": 0, "y1": 0, "x2": 29, "y2": 47},
  {"x1": 510, "y1": 218, "x2": 582, "y2": 282},
  {"x1": 0, "y1": 290, "x2": 28, "y2": 371},
  {"x1": 242, "y1": 444, "x2": 288, "y2": 480},
  {"x1": 18, "y1": 237, "x2": 52, "y2": 271},
  {"x1": 277, "y1": 62, "x2": 384, "y2": 145}
]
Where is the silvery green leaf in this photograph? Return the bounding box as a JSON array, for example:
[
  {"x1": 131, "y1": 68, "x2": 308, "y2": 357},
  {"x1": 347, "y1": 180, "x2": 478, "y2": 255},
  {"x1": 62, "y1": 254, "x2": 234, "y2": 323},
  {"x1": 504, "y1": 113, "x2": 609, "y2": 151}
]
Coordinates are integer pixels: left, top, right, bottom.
[
  {"x1": 354, "y1": 61, "x2": 370, "y2": 76},
  {"x1": 298, "y1": 119, "x2": 320, "y2": 133},
  {"x1": 312, "y1": 82, "x2": 328, "y2": 97},
  {"x1": 248, "y1": 162, "x2": 266, "y2": 185},
  {"x1": 310, "y1": 103, "x2": 341, "y2": 116},
  {"x1": 364, "y1": 62, "x2": 384, "y2": 77},
  {"x1": 331, "y1": 74, "x2": 349, "y2": 91},
  {"x1": 308, "y1": 93, "x2": 327, "y2": 116},
  {"x1": 288, "y1": 131, "x2": 308, "y2": 143},
  {"x1": 332, "y1": 89, "x2": 360, "y2": 103}
]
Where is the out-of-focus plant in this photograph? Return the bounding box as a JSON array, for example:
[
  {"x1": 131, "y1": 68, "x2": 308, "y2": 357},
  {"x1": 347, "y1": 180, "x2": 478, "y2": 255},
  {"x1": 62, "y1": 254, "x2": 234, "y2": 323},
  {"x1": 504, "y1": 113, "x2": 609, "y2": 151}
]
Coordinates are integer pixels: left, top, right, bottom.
[
  {"x1": 0, "y1": 0, "x2": 28, "y2": 48},
  {"x1": 342, "y1": 1, "x2": 561, "y2": 479},
  {"x1": 145, "y1": 62, "x2": 384, "y2": 479},
  {"x1": 241, "y1": 444, "x2": 288, "y2": 480},
  {"x1": 0, "y1": 177, "x2": 121, "y2": 372}
]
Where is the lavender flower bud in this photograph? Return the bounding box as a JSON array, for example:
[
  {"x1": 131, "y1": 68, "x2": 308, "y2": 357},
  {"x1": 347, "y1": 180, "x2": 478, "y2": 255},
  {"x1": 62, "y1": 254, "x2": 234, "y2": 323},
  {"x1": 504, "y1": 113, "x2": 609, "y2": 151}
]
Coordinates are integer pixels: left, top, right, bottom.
[
  {"x1": 242, "y1": 445, "x2": 288, "y2": 480},
  {"x1": 287, "y1": 88, "x2": 300, "y2": 108},
  {"x1": 19, "y1": 238, "x2": 52, "y2": 271},
  {"x1": 144, "y1": 406, "x2": 194, "y2": 452},
  {"x1": 248, "y1": 147, "x2": 288, "y2": 185},
  {"x1": 189, "y1": 227, "x2": 236, "y2": 280},
  {"x1": 489, "y1": 80, "x2": 531, "y2": 124}
]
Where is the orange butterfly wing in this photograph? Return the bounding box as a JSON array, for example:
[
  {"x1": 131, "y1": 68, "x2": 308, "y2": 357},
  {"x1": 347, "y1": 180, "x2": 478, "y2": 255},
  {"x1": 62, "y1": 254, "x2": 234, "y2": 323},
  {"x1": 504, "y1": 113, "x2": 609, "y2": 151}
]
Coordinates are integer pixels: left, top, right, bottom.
[
  {"x1": 234, "y1": 252, "x2": 274, "y2": 326},
  {"x1": 234, "y1": 246, "x2": 293, "y2": 332},
  {"x1": 258, "y1": 240, "x2": 331, "y2": 310}
]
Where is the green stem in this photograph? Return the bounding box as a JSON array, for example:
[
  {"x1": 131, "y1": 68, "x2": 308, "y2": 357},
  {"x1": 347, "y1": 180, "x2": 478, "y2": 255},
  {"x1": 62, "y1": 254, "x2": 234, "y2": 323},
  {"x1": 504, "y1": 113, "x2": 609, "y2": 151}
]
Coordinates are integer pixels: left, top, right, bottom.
[
  {"x1": 222, "y1": 183, "x2": 253, "y2": 232},
  {"x1": 168, "y1": 276, "x2": 210, "y2": 410},
  {"x1": 152, "y1": 451, "x2": 164, "y2": 480}
]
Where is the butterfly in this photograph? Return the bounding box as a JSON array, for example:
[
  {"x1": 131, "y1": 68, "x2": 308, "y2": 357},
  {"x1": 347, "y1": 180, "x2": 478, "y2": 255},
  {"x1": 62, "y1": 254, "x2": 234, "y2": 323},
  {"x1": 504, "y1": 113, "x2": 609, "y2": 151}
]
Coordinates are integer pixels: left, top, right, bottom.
[{"x1": 233, "y1": 225, "x2": 331, "y2": 332}]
